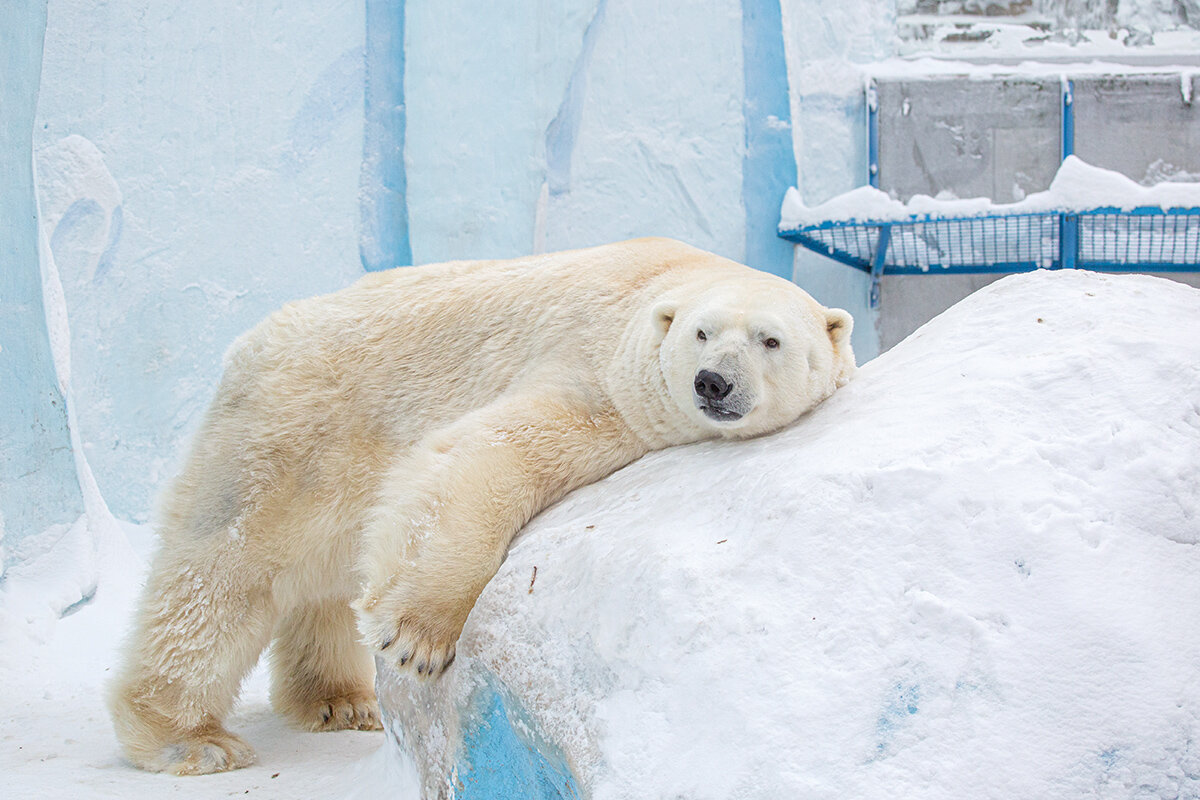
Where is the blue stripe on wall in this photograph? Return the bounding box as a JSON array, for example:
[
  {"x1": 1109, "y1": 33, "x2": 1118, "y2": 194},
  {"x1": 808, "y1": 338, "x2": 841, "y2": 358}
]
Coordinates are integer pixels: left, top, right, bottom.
[
  {"x1": 741, "y1": 0, "x2": 797, "y2": 280},
  {"x1": 361, "y1": 0, "x2": 412, "y2": 272}
]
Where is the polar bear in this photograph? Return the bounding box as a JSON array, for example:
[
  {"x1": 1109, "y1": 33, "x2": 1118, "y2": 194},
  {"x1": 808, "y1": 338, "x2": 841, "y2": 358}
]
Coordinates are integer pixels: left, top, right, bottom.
[{"x1": 108, "y1": 238, "x2": 854, "y2": 775}]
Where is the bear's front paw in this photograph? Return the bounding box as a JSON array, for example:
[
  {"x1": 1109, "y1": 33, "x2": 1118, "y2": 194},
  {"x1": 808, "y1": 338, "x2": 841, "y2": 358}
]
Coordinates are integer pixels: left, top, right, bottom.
[
  {"x1": 303, "y1": 692, "x2": 383, "y2": 732},
  {"x1": 355, "y1": 587, "x2": 469, "y2": 680}
]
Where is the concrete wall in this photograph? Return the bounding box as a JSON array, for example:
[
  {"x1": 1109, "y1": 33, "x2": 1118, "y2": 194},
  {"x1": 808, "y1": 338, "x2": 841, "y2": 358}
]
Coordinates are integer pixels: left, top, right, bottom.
[{"x1": 872, "y1": 76, "x2": 1059, "y2": 352}]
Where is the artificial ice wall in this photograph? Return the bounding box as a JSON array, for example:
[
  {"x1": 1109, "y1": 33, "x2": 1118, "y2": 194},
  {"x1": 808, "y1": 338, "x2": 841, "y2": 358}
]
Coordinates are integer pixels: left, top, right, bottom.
[{"x1": 1, "y1": 0, "x2": 884, "y2": 567}]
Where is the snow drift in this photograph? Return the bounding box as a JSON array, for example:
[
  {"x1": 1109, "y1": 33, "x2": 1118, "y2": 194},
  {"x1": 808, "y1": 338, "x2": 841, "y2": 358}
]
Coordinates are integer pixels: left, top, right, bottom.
[{"x1": 377, "y1": 269, "x2": 1200, "y2": 800}]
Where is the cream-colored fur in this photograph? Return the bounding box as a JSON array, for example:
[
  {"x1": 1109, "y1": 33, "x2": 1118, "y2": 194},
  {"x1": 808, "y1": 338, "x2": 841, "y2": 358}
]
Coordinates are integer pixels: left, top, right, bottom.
[{"x1": 108, "y1": 238, "x2": 855, "y2": 774}]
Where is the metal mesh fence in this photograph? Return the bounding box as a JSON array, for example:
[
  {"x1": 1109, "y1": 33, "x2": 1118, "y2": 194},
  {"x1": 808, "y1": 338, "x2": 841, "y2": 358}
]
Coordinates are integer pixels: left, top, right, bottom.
[
  {"x1": 1080, "y1": 211, "x2": 1200, "y2": 268},
  {"x1": 885, "y1": 215, "x2": 1059, "y2": 272}
]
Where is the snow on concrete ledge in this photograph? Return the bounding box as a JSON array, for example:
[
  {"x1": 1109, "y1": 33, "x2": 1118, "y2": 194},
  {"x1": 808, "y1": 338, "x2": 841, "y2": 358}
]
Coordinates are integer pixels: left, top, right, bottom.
[{"x1": 377, "y1": 269, "x2": 1200, "y2": 800}]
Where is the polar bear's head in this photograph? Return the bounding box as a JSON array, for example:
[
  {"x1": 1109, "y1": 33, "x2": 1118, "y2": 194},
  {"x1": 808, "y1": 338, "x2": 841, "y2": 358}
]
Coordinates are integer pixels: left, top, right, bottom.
[{"x1": 652, "y1": 277, "x2": 854, "y2": 440}]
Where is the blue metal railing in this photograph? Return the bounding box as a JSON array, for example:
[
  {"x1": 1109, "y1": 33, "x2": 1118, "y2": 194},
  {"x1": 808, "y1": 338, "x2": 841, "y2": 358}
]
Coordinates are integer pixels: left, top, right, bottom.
[{"x1": 781, "y1": 207, "x2": 1200, "y2": 276}]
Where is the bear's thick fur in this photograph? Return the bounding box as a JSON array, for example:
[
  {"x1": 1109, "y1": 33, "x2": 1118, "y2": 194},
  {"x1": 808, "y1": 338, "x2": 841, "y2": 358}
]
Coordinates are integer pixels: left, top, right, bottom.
[{"x1": 108, "y1": 238, "x2": 855, "y2": 774}]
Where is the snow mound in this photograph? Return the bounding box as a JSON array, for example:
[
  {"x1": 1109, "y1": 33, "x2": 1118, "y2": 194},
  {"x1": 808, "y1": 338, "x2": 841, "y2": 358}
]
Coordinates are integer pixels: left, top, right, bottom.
[{"x1": 378, "y1": 269, "x2": 1200, "y2": 800}]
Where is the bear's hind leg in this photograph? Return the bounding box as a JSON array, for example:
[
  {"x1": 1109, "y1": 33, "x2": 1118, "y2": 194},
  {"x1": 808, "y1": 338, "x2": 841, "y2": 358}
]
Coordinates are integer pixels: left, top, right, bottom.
[
  {"x1": 108, "y1": 548, "x2": 277, "y2": 775},
  {"x1": 269, "y1": 599, "x2": 381, "y2": 732}
]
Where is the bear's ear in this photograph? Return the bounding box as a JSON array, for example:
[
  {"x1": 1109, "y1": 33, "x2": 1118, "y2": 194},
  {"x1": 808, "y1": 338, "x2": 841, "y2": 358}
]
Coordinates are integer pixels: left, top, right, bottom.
[
  {"x1": 652, "y1": 301, "x2": 677, "y2": 340},
  {"x1": 824, "y1": 307, "x2": 856, "y2": 387},
  {"x1": 824, "y1": 308, "x2": 852, "y2": 347}
]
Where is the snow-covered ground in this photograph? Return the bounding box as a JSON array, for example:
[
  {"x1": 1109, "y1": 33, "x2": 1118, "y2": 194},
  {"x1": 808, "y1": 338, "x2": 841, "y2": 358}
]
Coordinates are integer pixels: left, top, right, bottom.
[
  {"x1": 378, "y1": 268, "x2": 1200, "y2": 799},
  {"x1": 0, "y1": 515, "x2": 394, "y2": 798}
]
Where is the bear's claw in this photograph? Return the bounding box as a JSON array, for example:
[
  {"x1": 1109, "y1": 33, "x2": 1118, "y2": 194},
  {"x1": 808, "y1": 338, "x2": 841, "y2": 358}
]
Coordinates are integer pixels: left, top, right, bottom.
[
  {"x1": 306, "y1": 693, "x2": 382, "y2": 732},
  {"x1": 373, "y1": 621, "x2": 457, "y2": 680},
  {"x1": 357, "y1": 584, "x2": 468, "y2": 680}
]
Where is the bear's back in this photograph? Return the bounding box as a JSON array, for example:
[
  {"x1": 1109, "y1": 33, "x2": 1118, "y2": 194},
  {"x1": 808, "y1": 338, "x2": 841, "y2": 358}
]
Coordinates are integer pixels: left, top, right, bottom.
[{"x1": 212, "y1": 240, "x2": 723, "y2": 450}]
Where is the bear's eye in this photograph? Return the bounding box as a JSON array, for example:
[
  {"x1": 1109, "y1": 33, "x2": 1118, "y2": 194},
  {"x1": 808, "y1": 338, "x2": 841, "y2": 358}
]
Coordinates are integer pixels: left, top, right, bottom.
[
  {"x1": 763, "y1": 337, "x2": 780, "y2": 350},
  {"x1": 697, "y1": 330, "x2": 707, "y2": 342}
]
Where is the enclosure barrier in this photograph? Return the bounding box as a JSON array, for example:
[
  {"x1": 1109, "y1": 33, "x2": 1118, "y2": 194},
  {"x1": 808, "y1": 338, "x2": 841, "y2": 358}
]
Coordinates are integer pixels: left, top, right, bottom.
[{"x1": 779, "y1": 207, "x2": 1200, "y2": 308}]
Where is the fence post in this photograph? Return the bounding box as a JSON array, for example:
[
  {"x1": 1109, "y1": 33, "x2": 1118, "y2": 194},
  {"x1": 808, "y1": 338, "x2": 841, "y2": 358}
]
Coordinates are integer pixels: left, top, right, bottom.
[
  {"x1": 870, "y1": 224, "x2": 891, "y2": 309},
  {"x1": 1060, "y1": 214, "x2": 1079, "y2": 269},
  {"x1": 1059, "y1": 78, "x2": 1079, "y2": 270}
]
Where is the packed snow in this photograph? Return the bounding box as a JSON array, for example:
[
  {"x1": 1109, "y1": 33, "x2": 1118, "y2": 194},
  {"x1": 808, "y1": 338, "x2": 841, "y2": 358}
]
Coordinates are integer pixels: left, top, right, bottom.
[
  {"x1": 377, "y1": 268, "x2": 1200, "y2": 799},
  {"x1": 780, "y1": 155, "x2": 1200, "y2": 230}
]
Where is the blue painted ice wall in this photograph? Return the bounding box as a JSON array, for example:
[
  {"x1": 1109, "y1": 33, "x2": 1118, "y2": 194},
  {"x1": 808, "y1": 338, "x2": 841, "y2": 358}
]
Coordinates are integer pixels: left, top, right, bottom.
[
  {"x1": 390, "y1": 0, "x2": 847, "y2": 286},
  {"x1": 402, "y1": 0, "x2": 609, "y2": 263},
  {"x1": 33, "y1": 0, "x2": 367, "y2": 521},
  {"x1": 0, "y1": 0, "x2": 85, "y2": 568}
]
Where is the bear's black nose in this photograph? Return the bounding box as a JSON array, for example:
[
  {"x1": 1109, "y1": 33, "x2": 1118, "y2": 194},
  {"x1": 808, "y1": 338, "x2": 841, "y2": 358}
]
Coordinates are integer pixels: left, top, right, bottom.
[{"x1": 694, "y1": 370, "x2": 732, "y2": 401}]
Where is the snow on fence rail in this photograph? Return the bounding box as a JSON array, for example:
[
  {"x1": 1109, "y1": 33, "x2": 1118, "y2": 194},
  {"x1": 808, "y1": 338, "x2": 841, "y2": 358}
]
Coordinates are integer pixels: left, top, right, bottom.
[{"x1": 779, "y1": 157, "x2": 1200, "y2": 308}]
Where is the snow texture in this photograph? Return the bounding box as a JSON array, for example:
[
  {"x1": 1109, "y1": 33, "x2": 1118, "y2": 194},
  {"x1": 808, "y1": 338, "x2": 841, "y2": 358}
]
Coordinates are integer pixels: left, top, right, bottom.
[{"x1": 378, "y1": 268, "x2": 1200, "y2": 799}]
